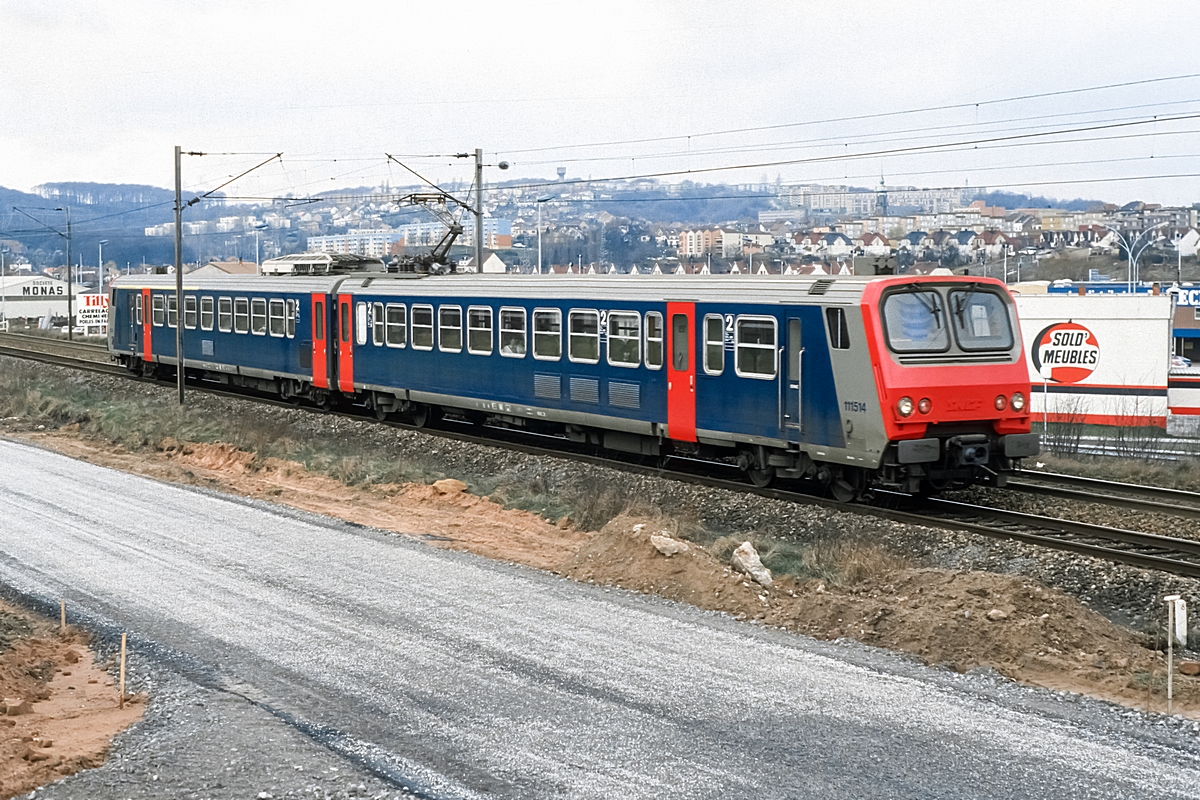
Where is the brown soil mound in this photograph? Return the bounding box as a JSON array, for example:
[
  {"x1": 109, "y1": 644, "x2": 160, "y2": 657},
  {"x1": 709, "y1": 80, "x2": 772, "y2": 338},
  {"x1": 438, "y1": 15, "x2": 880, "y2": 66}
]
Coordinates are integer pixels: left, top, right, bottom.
[{"x1": 0, "y1": 602, "x2": 143, "y2": 799}]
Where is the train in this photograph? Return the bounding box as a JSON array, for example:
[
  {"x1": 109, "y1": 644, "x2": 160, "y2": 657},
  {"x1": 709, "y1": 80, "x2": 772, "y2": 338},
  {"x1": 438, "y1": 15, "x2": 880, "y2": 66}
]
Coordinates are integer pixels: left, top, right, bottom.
[{"x1": 108, "y1": 261, "x2": 1038, "y2": 500}]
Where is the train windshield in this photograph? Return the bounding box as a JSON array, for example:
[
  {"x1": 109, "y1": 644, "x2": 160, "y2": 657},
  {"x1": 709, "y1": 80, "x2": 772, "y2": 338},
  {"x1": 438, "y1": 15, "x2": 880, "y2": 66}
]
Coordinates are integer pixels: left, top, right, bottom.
[
  {"x1": 948, "y1": 288, "x2": 1013, "y2": 351},
  {"x1": 881, "y1": 290, "x2": 949, "y2": 353}
]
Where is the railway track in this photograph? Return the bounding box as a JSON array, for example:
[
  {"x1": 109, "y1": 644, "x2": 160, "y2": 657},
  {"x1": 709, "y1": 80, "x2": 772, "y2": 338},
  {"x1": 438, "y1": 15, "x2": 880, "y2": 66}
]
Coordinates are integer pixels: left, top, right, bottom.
[
  {"x1": 1008, "y1": 470, "x2": 1200, "y2": 521},
  {"x1": 3, "y1": 334, "x2": 1200, "y2": 579}
]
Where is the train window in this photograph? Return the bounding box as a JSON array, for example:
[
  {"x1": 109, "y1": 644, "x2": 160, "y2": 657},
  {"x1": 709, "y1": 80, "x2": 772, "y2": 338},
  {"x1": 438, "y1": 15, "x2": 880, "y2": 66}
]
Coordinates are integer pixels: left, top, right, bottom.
[
  {"x1": 671, "y1": 314, "x2": 688, "y2": 371},
  {"x1": 218, "y1": 297, "x2": 233, "y2": 332},
  {"x1": 735, "y1": 316, "x2": 777, "y2": 379},
  {"x1": 533, "y1": 308, "x2": 561, "y2": 361},
  {"x1": 251, "y1": 298, "x2": 267, "y2": 336},
  {"x1": 644, "y1": 312, "x2": 663, "y2": 370},
  {"x1": 411, "y1": 304, "x2": 433, "y2": 350},
  {"x1": 269, "y1": 299, "x2": 286, "y2": 338},
  {"x1": 314, "y1": 301, "x2": 324, "y2": 341},
  {"x1": 340, "y1": 300, "x2": 350, "y2": 343},
  {"x1": 825, "y1": 307, "x2": 850, "y2": 349},
  {"x1": 234, "y1": 298, "x2": 249, "y2": 334},
  {"x1": 568, "y1": 309, "x2": 600, "y2": 364},
  {"x1": 703, "y1": 314, "x2": 724, "y2": 375},
  {"x1": 881, "y1": 290, "x2": 949, "y2": 353},
  {"x1": 499, "y1": 307, "x2": 526, "y2": 357},
  {"x1": 134, "y1": 293, "x2": 143, "y2": 325},
  {"x1": 355, "y1": 302, "x2": 368, "y2": 345},
  {"x1": 372, "y1": 303, "x2": 384, "y2": 346},
  {"x1": 467, "y1": 306, "x2": 493, "y2": 356},
  {"x1": 167, "y1": 295, "x2": 178, "y2": 329},
  {"x1": 438, "y1": 305, "x2": 463, "y2": 352},
  {"x1": 151, "y1": 294, "x2": 164, "y2": 326},
  {"x1": 200, "y1": 297, "x2": 214, "y2": 331},
  {"x1": 386, "y1": 304, "x2": 406, "y2": 347},
  {"x1": 948, "y1": 289, "x2": 1013, "y2": 352},
  {"x1": 285, "y1": 300, "x2": 296, "y2": 338},
  {"x1": 183, "y1": 296, "x2": 197, "y2": 330},
  {"x1": 607, "y1": 311, "x2": 640, "y2": 367}
]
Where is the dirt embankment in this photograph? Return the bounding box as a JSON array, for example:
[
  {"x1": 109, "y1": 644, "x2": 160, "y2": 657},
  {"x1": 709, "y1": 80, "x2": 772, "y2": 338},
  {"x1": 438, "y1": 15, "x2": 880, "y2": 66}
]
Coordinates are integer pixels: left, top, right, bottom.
[
  {"x1": 17, "y1": 429, "x2": 1200, "y2": 719},
  {"x1": 0, "y1": 603, "x2": 143, "y2": 800}
]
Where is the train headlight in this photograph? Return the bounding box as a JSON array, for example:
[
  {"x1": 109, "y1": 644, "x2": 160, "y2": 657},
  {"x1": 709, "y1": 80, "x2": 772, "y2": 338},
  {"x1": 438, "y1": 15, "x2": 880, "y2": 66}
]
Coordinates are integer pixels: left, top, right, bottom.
[
  {"x1": 918, "y1": 398, "x2": 932, "y2": 414},
  {"x1": 994, "y1": 394, "x2": 1008, "y2": 411},
  {"x1": 897, "y1": 396, "x2": 914, "y2": 417},
  {"x1": 1011, "y1": 392, "x2": 1026, "y2": 412}
]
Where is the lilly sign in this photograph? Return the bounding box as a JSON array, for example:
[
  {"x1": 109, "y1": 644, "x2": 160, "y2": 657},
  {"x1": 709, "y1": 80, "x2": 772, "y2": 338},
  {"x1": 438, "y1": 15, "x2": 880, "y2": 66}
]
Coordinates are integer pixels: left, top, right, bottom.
[{"x1": 1031, "y1": 322, "x2": 1099, "y2": 383}]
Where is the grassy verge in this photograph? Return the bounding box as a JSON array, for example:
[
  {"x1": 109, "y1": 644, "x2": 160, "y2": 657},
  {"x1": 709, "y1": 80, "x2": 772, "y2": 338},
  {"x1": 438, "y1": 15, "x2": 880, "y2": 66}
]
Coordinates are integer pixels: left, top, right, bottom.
[{"x1": 1032, "y1": 452, "x2": 1200, "y2": 493}]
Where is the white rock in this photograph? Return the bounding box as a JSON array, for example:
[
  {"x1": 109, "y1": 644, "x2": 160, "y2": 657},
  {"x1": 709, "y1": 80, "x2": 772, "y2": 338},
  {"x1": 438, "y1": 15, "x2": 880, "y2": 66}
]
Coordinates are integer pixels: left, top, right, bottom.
[
  {"x1": 650, "y1": 534, "x2": 688, "y2": 557},
  {"x1": 632, "y1": 523, "x2": 646, "y2": 533},
  {"x1": 731, "y1": 541, "x2": 772, "y2": 588}
]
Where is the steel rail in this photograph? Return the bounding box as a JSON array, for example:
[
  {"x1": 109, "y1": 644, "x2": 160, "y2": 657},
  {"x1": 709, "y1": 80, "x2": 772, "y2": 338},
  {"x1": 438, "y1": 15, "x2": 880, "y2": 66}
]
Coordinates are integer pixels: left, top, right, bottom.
[
  {"x1": 1008, "y1": 470, "x2": 1200, "y2": 521},
  {"x1": 4, "y1": 336, "x2": 1200, "y2": 578}
]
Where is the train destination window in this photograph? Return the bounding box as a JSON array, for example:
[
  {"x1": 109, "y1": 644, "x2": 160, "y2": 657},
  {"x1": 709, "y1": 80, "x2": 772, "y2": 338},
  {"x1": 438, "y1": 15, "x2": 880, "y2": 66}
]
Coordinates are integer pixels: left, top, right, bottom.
[
  {"x1": 134, "y1": 293, "x2": 143, "y2": 325},
  {"x1": 251, "y1": 298, "x2": 268, "y2": 335},
  {"x1": 533, "y1": 308, "x2": 561, "y2": 360},
  {"x1": 200, "y1": 297, "x2": 214, "y2": 331},
  {"x1": 468, "y1": 306, "x2": 493, "y2": 355},
  {"x1": 355, "y1": 302, "x2": 368, "y2": 345},
  {"x1": 411, "y1": 304, "x2": 433, "y2": 350},
  {"x1": 499, "y1": 307, "x2": 526, "y2": 357},
  {"x1": 607, "y1": 312, "x2": 640, "y2": 367},
  {"x1": 703, "y1": 314, "x2": 724, "y2": 375},
  {"x1": 439, "y1": 305, "x2": 463, "y2": 352},
  {"x1": 644, "y1": 312, "x2": 663, "y2": 370},
  {"x1": 167, "y1": 295, "x2": 178, "y2": 329},
  {"x1": 372, "y1": 303, "x2": 384, "y2": 346},
  {"x1": 735, "y1": 316, "x2": 777, "y2": 379},
  {"x1": 385, "y1": 304, "x2": 406, "y2": 347},
  {"x1": 826, "y1": 307, "x2": 850, "y2": 349},
  {"x1": 671, "y1": 314, "x2": 689, "y2": 371},
  {"x1": 949, "y1": 289, "x2": 1013, "y2": 352},
  {"x1": 270, "y1": 299, "x2": 287, "y2": 338},
  {"x1": 881, "y1": 290, "x2": 949, "y2": 353},
  {"x1": 568, "y1": 310, "x2": 600, "y2": 364},
  {"x1": 285, "y1": 300, "x2": 297, "y2": 338},
  {"x1": 151, "y1": 294, "x2": 164, "y2": 326},
  {"x1": 234, "y1": 298, "x2": 250, "y2": 334},
  {"x1": 184, "y1": 296, "x2": 198, "y2": 330},
  {"x1": 218, "y1": 298, "x2": 233, "y2": 332},
  {"x1": 314, "y1": 301, "x2": 325, "y2": 340}
]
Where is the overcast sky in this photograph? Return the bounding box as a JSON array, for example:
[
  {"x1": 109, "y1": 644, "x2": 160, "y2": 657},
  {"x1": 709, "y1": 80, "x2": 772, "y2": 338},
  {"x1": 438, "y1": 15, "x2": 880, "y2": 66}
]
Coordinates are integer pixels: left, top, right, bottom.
[{"x1": 2, "y1": 0, "x2": 1198, "y2": 205}]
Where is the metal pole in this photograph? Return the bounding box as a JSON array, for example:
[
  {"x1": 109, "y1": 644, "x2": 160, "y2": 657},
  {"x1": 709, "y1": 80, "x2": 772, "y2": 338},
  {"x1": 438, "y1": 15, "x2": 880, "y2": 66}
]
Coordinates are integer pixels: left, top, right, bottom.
[
  {"x1": 174, "y1": 145, "x2": 185, "y2": 405},
  {"x1": 537, "y1": 201, "x2": 542, "y2": 274},
  {"x1": 1, "y1": 248, "x2": 6, "y2": 326},
  {"x1": 474, "y1": 148, "x2": 484, "y2": 274},
  {"x1": 97, "y1": 240, "x2": 104, "y2": 291}
]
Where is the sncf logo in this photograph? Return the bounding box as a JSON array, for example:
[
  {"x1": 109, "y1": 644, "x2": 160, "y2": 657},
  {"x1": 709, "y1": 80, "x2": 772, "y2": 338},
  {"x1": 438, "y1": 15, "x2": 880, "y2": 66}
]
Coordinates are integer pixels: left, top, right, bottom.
[
  {"x1": 1032, "y1": 322, "x2": 1099, "y2": 384},
  {"x1": 946, "y1": 398, "x2": 982, "y2": 412}
]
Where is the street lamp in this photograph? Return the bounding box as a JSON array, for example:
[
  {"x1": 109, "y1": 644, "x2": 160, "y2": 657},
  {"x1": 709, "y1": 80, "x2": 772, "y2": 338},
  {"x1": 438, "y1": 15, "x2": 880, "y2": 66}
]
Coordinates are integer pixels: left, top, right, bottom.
[
  {"x1": 536, "y1": 195, "x2": 552, "y2": 274},
  {"x1": 1105, "y1": 221, "x2": 1169, "y2": 291},
  {"x1": 0, "y1": 246, "x2": 7, "y2": 328},
  {"x1": 97, "y1": 240, "x2": 108, "y2": 291}
]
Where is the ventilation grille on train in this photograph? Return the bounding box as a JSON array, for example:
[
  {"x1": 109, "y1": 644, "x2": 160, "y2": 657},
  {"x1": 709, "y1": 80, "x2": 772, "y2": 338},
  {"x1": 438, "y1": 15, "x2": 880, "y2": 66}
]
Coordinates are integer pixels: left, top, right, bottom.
[
  {"x1": 808, "y1": 279, "x2": 835, "y2": 295},
  {"x1": 898, "y1": 353, "x2": 1013, "y2": 365},
  {"x1": 534, "y1": 373, "x2": 561, "y2": 400},
  {"x1": 569, "y1": 377, "x2": 600, "y2": 404},
  {"x1": 608, "y1": 381, "x2": 641, "y2": 409}
]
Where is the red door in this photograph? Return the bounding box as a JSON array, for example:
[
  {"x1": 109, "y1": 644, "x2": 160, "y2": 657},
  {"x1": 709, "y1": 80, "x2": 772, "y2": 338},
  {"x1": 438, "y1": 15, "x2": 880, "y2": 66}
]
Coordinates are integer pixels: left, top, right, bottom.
[
  {"x1": 336, "y1": 294, "x2": 355, "y2": 393},
  {"x1": 311, "y1": 294, "x2": 328, "y2": 389},
  {"x1": 666, "y1": 302, "x2": 696, "y2": 441},
  {"x1": 141, "y1": 288, "x2": 152, "y2": 361}
]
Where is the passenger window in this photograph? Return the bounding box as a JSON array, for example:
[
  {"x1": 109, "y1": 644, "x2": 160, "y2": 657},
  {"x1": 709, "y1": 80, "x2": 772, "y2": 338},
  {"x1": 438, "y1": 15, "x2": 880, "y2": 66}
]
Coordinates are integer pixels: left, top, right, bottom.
[
  {"x1": 372, "y1": 303, "x2": 384, "y2": 346},
  {"x1": 355, "y1": 302, "x2": 368, "y2": 345},
  {"x1": 607, "y1": 311, "x2": 640, "y2": 367},
  {"x1": 645, "y1": 312, "x2": 663, "y2": 370},
  {"x1": 438, "y1": 305, "x2": 463, "y2": 352},
  {"x1": 234, "y1": 298, "x2": 249, "y2": 334},
  {"x1": 134, "y1": 293, "x2": 143, "y2": 325},
  {"x1": 411, "y1": 304, "x2": 433, "y2": 349},
  {"x1": 568, "y1": 310, "x2": 600, "y2": 363},
  {"x1": 285, "y1": 300, "x2": 297, "y2": 338},
  {"x1": 270, "y1": 299, "x2": 286, "y2": 338},
  {"x1": 467, "y1": 306, "x2": 493, "y2": 355},
  {"x1": 200, "y1": 297, "x2": 214, "y2": 331},
  {"x1": 499, "y1": 307, "x2": 526, "y2": 357},
  {"x1": 735, "y1": 316, "x2": 777, "y2": 378},
  {"x1": 338, "y1": 300, "x2": 349, "y2": 343},
  {"x1": 218, "y1": 297, "x2": 233, "y2": 332},
  {"x1": 314, "y1": 301, "x2": 324, "y2": 341},
  {"x1": 385, "y1": 304, "x2": 406, "y2": 347},
  {"x1": 671, "y1": 313, "x2": 688, "y2": 371},
  {"x1": 533, "y1": 308, "x2": 561, "y2": 360},
  {"x1": 826, "y1": 307, "x2": 850, "y2": 349},
  {"x1": 152, "y1": 294, "x2": 164, "y2": 326},
  {"x1": 251, "y1": 298, "x2": 267, "y2": 335},
  {"x1": 167, "y1": 295, "x2": 178, "y2": 329},
  {"x1": 184, "y1": 295, "x2": 197, "y2": 330},
  {"x1": 703, "y1": 314, "x2": 724, "y2": 375}
]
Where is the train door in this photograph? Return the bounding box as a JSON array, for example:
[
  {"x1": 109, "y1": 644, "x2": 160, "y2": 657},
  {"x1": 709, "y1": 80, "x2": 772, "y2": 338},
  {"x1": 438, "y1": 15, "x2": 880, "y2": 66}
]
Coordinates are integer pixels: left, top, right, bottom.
[
  {"x1": 310, "y1": 293, "x2": 328, "y2": 389},
  {"x1": 782, "y1": 317, "x2": 803, "y2": 438},
  {"x1": 336, "y1": 293, "x2": 355, "y2": 393},
  {"x1": 140, "y1": 288, "x2": 152, "y2": 361},
  {"x1": 666, "y1": 302, "x2": 696, "y2": 441}
]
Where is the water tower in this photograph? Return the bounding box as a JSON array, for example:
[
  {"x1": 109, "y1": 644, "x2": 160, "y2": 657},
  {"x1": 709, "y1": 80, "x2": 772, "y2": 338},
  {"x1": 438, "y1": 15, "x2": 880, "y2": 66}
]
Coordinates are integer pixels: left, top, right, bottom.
[{"x1": 557, "y1": 167, "x2": 566, "y2": 181}]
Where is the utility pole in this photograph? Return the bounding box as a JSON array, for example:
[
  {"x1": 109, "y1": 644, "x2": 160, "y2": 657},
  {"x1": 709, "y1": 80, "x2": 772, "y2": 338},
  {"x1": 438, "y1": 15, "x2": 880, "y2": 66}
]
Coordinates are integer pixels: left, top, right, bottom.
[
  {"x1": 474, "y1": 148, "x2": 483, "y2": 273},
  {"x1": 64, "y1": 207, "x2": 73, "y2": 340},
  {"x1": 174, "y1": 145, "x2": 185, "y2": 405}
]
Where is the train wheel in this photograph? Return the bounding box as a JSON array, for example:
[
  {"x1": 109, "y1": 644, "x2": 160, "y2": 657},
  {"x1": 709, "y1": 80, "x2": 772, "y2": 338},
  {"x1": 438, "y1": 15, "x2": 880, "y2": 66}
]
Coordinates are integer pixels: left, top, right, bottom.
[
  {"x1": 408, "y1": 405, "x2": 430, "y2": 428},
  {"x1": 747, "y1": 468, "x2": 774, "y2": 488},
  {"x1": 829, "y1": 467, "x2": 866, "y2": 503}
]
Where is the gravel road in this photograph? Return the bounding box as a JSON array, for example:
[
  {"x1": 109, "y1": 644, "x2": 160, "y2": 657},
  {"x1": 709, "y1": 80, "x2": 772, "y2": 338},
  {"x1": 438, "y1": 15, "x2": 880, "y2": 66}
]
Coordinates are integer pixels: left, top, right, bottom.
[{"x1": 1, "y1": 438, "x2": 1199, "y2": 799}]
